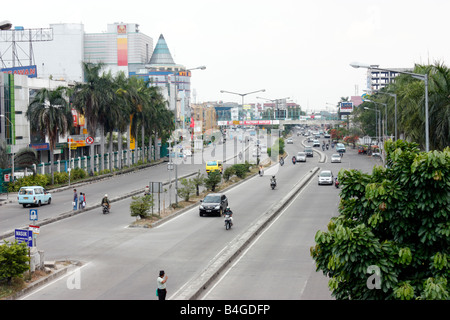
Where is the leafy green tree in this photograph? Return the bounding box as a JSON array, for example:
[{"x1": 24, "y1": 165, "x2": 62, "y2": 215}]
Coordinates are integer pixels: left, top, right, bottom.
[
  {"x1": 0, "y1": 241, "x2": 30, "y2": 285},
  {"x1": 192, "y1": 170, "x2": 205, "y2": 196},
  {"x1": 223, "y1": 166, "x2": 235, "y2": 181},
  {"x1": 204, "y1": 171, "x2": 221, "y2": 192},
  {"x1": 177, "y1": 178, "x2": 196, "y2": 202},
  {"x1": 130, "y1": 195, "x2": 154, "y2": 219},
  {"x1": 311, "y1": 140, "x2": 449, "y2": 300}
]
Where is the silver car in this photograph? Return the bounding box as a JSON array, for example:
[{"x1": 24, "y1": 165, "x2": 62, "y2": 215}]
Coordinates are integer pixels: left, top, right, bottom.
[
  {"x1": 296, "y1": 152, "x2": 306, "y2": 162},
  {"x1": 318, "y1": 170, "x2": 333, "y2": 185},
  {"x1": 331, "y1": 154, "x2": 341, "y2": 163}
]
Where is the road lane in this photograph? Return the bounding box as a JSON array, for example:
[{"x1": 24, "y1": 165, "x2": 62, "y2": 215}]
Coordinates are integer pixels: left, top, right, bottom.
[{"x1": 199, "y1": 136, "x2": 382, "y2": 300}]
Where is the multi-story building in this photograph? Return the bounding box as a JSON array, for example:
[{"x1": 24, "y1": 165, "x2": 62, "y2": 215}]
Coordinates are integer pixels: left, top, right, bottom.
[
  {"x1": 0, "y1": 22, "x2": 153, "y2": 82},
  {"x1": 366, "y1": 65, "x2": 411, "y2": 91}
]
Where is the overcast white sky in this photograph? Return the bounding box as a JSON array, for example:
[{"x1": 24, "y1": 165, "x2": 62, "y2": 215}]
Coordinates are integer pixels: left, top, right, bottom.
[{"x1": 3, "y1": 0, "x2": 450, "y2": 111}]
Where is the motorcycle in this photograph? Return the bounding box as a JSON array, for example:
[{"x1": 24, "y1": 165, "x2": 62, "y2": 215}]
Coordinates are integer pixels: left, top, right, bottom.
[
  {"x1": 335, "y1": 179, "x2": 339, "y2": 188},
  {"x1": 102, "y1": 204, "x2": 110, "y2": 214},
  {"x1": 224, "y1": 213, "x2": 233, "y2": 230},
  {"x1": 270, "y1": 178, "x2": 277, "y2": 190},
  {"x1": 279, "y1": 159, "x2": 284, "y2": 166}
]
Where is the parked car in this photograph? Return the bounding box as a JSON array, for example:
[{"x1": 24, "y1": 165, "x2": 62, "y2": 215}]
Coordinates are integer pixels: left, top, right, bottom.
[
  {"x1": 313, "y1": 140, "x2": 321, "y2": 147},
  {"x1": 331, "y1": 154, "x2": 341, "y2": 163},
  {"x1": 304, "y1": 146, "x2": 313, "y2": 157},
  {"x1": 199, "y1": 193, "x2": 228, "y2": 216},
  {"x1": 206, "y1": 160, "x2": 223, "y2": 174},
  {"x1": 318, "y1": 170, "x2": 333, "y2": 185},
  {"x1": 336, "y1": 143, "x2": 346, "y2": 153},
  {"x1": 18, "y1": 186, "x2": 52, "y2": 207},
  {"x1": 296, "y1": 152, "x2": 307, "y2": 162}
]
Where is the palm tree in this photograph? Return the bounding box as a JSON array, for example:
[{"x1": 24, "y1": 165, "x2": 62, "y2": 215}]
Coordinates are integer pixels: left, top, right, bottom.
[
  {"x1": 14, "y1": 147, "x2": 39, "y2": 175},
  {"x1": 72, "y1": 62, "x2": 115, "y2": 173},
  {"x1": 26, "y1": 87, "x2": 73, "y2": 184},
  {"x1": 426, "y1": 62, "x2": 450, "y2": 150}
]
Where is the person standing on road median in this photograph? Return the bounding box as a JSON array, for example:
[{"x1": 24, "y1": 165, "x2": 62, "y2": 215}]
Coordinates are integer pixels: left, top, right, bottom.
[
  {"x1": 73, "y1": 189, "x2": 78, "y2": 210},
  {"x1": 157, "y1": 270, "x2": 168, "y2": 300}
]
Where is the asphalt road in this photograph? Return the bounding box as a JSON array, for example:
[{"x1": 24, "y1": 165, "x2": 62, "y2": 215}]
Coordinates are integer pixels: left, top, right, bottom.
[
  {"x1": 199, "y1": 135, "x2": 381, "y2": 300},
  {"x1": 7, "y1": 131, "x2": 382, "y2": 300},
  {"x1": 0, "y1": 131, "x2": 267, "y2": 237},
  {"x1": 17, "y1": 134, "x2": 319, "y2": 300}
]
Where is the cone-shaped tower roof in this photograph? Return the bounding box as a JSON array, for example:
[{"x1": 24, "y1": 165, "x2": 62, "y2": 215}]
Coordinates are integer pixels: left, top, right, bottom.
[{"x1": 148, "y1": 34, "x2": 175, "y2": 65}]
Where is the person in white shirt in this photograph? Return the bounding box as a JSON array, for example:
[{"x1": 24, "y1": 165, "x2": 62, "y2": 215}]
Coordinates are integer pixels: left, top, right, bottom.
[{"x1": 157, "y1": 270, "x2": 168, "y2": 300}]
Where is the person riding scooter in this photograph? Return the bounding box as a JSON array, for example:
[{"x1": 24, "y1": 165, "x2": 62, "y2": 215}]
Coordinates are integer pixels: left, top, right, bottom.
[
  {"x1": 334, "y1": 177, "x2": 339, "y2": 188},
  {"x1": 224, "y1": 207, "x2": 233, "y2": 226},
  {"x1": 270, "y1": 175, "x2": 277, "y2": 189},
  {"x1": 101, "y1": 194, "x2": 111, "y2": 210},
  {"x1": 292, "y1": 156, "x2": 296, "y2": 165}
]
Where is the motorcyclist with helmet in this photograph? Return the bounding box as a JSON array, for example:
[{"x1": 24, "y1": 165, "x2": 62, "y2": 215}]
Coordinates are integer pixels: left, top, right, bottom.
[{"x1": 224, "y1": 207, "x2": 233, "y2": 226}]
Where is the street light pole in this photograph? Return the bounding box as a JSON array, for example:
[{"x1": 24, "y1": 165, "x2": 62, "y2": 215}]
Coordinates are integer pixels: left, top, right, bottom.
[
  {"x1": 351, "y1": 62, "x2": 429, "y2": 151},
  {"x1": 220, "y1": 89, "x2": 266, "y2": 161}
]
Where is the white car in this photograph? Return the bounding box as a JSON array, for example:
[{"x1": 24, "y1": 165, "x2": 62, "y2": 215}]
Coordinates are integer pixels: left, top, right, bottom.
[
  {"x1": 318, "y1": 170, "x2": 333, "y2": 185},
  {"x1": 313, "y1": 140, "x2": 320, "y2": 147},
  {"x1": 286, "y1": 138, "x2": 293, "y2": 144},
  {"x1": 331, "y1": 154, "x2": 341, "y2": 163},
  {"x1": 296, "y1": 152, "x2": 307, "y2": 162}
]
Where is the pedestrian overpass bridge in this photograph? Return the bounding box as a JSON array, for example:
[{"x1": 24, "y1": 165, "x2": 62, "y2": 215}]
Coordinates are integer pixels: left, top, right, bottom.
[{"x1": 218, "y1": 118, "x2": 341, "y2": 127}]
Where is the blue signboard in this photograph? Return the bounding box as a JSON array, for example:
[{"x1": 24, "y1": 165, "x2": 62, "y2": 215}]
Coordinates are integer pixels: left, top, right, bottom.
[
  {"x1": 29, "y1": 209, "x2": 38, "y2": 221},
  {"x1": 1, "y1": 65, "x2": 37, "y2": 78},
  {"x1": 15, "y1": 229, "x2": 33, "y2": 247}
]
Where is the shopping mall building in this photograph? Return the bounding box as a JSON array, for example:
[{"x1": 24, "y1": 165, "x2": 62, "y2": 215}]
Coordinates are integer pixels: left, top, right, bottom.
[{"x1": 0, "y1": 22, "x2": 194, "y2": 178}]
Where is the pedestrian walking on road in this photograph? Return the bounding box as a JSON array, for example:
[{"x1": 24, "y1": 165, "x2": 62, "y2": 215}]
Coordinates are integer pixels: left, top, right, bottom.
[
  {"x1": 79, "y1": 191, "x2": 84, "y2": 210},
  {"x1": 73, "y1": 189, "x2": 78, "y2": 210},
  {"x1": 157, "y1": 270, "x2": 168, "y2": 300}
]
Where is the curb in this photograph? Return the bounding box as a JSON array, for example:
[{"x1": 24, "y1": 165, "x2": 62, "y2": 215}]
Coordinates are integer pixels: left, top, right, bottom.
[{"x1": 170, "y1": 166, "x2": 320, "y2": 300}]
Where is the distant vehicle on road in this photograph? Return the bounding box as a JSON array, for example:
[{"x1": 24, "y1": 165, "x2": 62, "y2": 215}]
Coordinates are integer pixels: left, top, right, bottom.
[
  {"x1": 18, "y1": 186, "x2": 52, "y2": 207},
  {"x1": 313, "y1": 140, "x2": 320, "y2": 147},
  {"x1": 336, "y1": 143, "x2": 346, "y2": 153},
  {"x1": 331, "y1": 154, "x2": 341, "y2": 163},
  {"x1": 304, "y1": 146, "x2": 313, "y2": 157},
  {"x1": 286, "y1": 137, "x2": 293, "y2": 144},
  {"x1": 296, "y1": 152, "x2": 307, "y2": 162},
  {"x1": 206, "y1": 160, "x2": 223, "y2": 174},
  {"x1": 318, "y1": 170, "x2": 333, "y2": 185},
  {"x1": 199, "y1": 193, "x2": 228, "y2": 217}
]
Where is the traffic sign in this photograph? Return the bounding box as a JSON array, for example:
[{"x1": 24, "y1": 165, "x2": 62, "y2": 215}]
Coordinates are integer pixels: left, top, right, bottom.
[
  {"x1": 86, "y1": 136, "x2": 94, "y2": 144},
  {"x1": 15, "y1": 229, "x2": 33, "y2": 247},
  {"x1": 29, "y1": 225, "x2": 40, "y2": 234},
  {"x1": 29, "y1": 209, "x2": 38, "y2": 221}
]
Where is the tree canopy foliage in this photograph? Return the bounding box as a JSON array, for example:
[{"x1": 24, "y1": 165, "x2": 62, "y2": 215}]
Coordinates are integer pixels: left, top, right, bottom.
[{"x1": 311, "y1": 140, "x2": 449, "y2": 299}]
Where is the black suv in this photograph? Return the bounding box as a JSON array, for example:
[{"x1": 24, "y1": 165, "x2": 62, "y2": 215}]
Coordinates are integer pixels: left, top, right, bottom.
[{"x1": 199, "y1": 193, "x2": 228, "y2": 217}]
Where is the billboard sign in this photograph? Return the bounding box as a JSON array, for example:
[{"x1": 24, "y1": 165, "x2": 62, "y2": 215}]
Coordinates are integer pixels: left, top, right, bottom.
[
  {"x1": 1, "y1": 65, "x2": 37, "y2": 78},
  {"x1": 340, "y1": 102, "x2": 353, "y2": 115}
]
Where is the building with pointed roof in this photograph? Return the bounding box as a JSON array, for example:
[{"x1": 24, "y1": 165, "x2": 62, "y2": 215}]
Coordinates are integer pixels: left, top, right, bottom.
[
  {"x1": 148, "y1": 34, "x2": 175, "y2": 65},
  {"x1": 130, "y1": 34, "x2": 194, "y2": 125}
]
